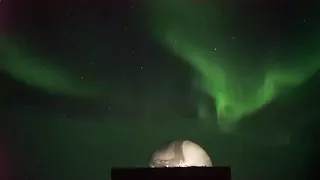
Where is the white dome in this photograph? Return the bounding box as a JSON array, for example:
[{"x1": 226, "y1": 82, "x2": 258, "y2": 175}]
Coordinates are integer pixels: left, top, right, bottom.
[{"x1": 149, "y1": 140, "x2": 213, "y2": 167}]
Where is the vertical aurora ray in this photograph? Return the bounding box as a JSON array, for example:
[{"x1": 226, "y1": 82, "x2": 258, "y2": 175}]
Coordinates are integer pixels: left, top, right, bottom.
[{"x1": 143, "y1": 0, "x2": 320, "y2": 132}]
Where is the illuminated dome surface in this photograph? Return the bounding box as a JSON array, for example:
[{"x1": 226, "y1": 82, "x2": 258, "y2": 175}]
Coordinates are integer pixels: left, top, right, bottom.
[{"x1": 149, "y1": 140, "x2": 213, "y2": 167}]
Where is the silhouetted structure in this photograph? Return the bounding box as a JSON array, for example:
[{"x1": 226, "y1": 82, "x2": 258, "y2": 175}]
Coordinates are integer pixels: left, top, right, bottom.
[{"x1": 111, "y1": 167, "x2": 231, "y2": 180}]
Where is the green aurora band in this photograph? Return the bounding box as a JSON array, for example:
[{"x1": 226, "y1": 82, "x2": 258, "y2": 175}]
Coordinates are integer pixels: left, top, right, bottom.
[
  {"x1": 0, "y1": 36, "x2": 106, "y2": 99},
  {"x1": 143, "y1": 0, "x2": 320, "y2": 132},
  {"x1": 0, "y1": 1, "x2": 318, "y2": 133}
]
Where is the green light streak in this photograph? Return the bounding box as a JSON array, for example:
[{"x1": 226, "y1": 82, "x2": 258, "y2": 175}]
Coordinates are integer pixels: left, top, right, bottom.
[
  {"x1": 0, "y1": 36, "x2": 106, "y2": 99},
  {"x1": 143, "y1": 0, "x2": 319, "y2": 131}
]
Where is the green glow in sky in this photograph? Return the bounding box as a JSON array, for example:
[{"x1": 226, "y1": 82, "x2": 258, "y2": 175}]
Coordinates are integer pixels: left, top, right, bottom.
[
  {"x1": 143, "y1": 0, "x2": 320, "y2": 132},
  {"x1": 0, "y1": 36, "x2": 106, "y2": 99}
]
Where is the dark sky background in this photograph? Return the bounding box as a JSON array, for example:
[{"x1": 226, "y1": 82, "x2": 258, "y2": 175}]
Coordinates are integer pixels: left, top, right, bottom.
[{"x1": 0, "y1": 0, "x2": 319, "y2": 180}]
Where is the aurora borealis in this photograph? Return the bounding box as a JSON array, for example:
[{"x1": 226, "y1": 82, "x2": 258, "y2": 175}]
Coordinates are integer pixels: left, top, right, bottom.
[
  {"x1": 143, "y1": 0, "x2": 320, "y2": 131},
  {"x1": 0, "y1": 0, "x2": 320, "y2": 179}
]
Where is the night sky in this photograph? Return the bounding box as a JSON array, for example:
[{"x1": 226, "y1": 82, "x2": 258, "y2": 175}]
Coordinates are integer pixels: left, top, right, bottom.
[{"x1": 0, "y1": 0, "x2": 319, "y2": 179}]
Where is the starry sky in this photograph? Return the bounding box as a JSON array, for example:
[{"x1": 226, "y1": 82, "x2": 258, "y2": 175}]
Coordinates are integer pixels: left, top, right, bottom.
[{"x1": 0, "y1": 0, "x2": 320, "y2": 179}]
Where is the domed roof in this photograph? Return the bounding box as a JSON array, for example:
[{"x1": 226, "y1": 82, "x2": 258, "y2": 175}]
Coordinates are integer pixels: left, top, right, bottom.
[{"x1": 149, "y1": 140, "x2": 212, "y2": 167}]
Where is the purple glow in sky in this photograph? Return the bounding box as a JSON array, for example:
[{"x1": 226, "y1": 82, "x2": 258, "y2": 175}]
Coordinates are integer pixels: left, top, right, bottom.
[{"x1": 0, "y1": 0, "x2": 9, "y2": 34}]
